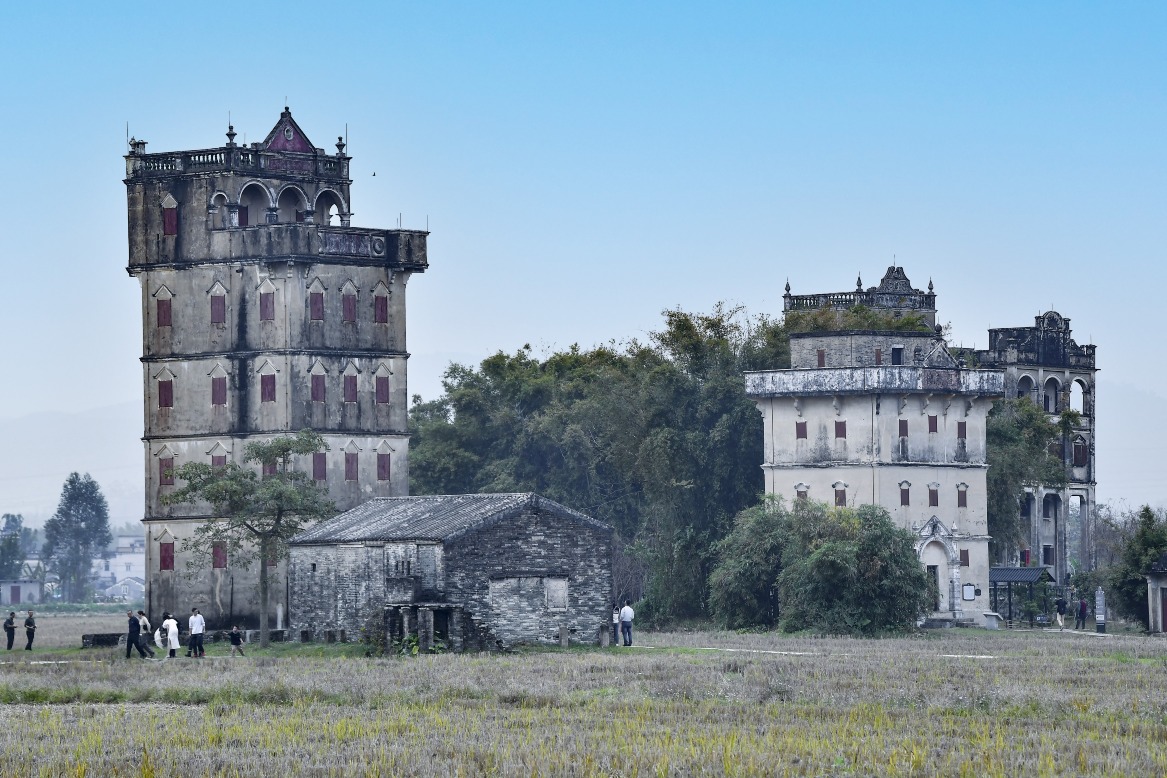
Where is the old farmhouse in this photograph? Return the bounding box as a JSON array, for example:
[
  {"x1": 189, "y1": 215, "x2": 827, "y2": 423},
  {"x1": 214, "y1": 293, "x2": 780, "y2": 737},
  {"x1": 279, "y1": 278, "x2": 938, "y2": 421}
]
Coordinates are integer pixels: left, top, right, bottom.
[
  {"x1": 289, "y1": 493, "x2": 613, "y2": 650},
  {"x1": 125, "y1": 109, "x2": 427, "y2": 627}
]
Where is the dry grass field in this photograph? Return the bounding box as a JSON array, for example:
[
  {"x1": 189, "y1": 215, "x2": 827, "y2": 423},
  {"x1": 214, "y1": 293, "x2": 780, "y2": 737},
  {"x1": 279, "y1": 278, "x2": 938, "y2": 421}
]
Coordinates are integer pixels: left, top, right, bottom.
[{"x1": 0, "y1": 626, "x2": 1165, "y2": 776}]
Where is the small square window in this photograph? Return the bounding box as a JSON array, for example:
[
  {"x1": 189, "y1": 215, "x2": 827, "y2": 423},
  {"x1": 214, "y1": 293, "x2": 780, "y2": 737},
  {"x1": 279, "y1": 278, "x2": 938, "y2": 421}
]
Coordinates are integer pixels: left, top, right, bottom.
[
  {"x1": 312, "y1": 452, "x2": 327, "y2": 481},
  {"x1": 159, "y1": 542, "x2": 174, "y2": 571},
  {"x1": 260, "y1": 292, "x2": 275, "y2": 322},
  {"x1": 344, "y1": 375, "x2": 357, "y2": 403},
  {"x1": 834, "y1": 489, "x2": 846, "y2": 507},
  {"x1": 159, "y1": 457, "x2": 174, "y2": 486},
  {"x1": 928, "y1": 488, "x2": 939, "y2": 507},
  {"x1": 156, "y1": 298, "x2": 172, "y2": 328},
  {"x1": 261, "y1": 374, "x2": 276, "y2": 403},
  {"x1": 311, "y1": 374, "x2": 325, "y2": 403},
  {"x1": 158, "y1": 380, "x2": 173, "y2": 408},
  {"x1": 958, "y1": 489, "x2": 968, "y2": 508},
  {"x1": 891, "y1": 347, "x2": 904, "y2": 366},
  {"x1": 835, "y1": 421, "x2": 846, "y2": 439},
  {"x1": 957, "y1": 421, "x2": 967, "y2": 440},
  {"x1": 211, "y1": 376, "x2": 227, "y2": 406},
  {"x1": 211, "y1": 295, "x2": 226, "y2": 325},
  {"x1": 376, "y1": 376, "x2": 390, "y2": 404},
  {"x1": 342, "y1": 293, "x2": 357, "y2": 323},
  {"x1": 795, "y1": 421, "x2": 807, "y2": 439},
  {"x1": 310, "y1": 292, "x2": 324, "y2": 321},
  {"x1": 898, "y1": 419, "x2": 908, "y2": 438},
  {"x1": 377, "y1": 453, "x2": 391, "y2": 481},
  {"x1": 959, "y1": 549, "x2": 970, "y2": 567},
  {"x1": 374, "y1": 295, "x2": 389, "y2": 324},
  {"x1": 1042, "y1": 545, "x2": 1054, "y2": 566},
  {"x1": 928, "y1": 415, "x2": 938, "y2": 433},
  {"x1": 900, "y1": 488, "x2": 910, "y2": 506}
]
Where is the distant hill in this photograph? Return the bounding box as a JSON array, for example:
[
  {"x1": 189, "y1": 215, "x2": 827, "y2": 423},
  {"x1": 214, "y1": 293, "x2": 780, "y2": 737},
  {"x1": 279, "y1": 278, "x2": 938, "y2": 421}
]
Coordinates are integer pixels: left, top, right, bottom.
[{"x1": 0, "y1": 401, "x2": 142, "y2": 527}]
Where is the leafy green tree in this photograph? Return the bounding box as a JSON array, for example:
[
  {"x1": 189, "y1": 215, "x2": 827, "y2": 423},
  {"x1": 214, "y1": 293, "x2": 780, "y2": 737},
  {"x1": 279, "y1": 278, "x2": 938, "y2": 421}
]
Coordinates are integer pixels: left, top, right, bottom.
[
  {"x1": 0, "y1": 514, "x2": 24, "y2": 579},
  {"x1": 707, "y1": 497, "x2": 786, "y2": 628},
  {"x1": 164, "y1": 430, "x2": 335, "y2": 646},
  {"x1": 41, "y1": 474, "x2": 112, "y2": 602},
  {"x1": 4, "y1": 513, "x2": 41, "y2": 559},
  {"x1": 1107, "y1": 506, "x2": 1167, "y2": 629},
  {"x1": 985, "y1": 400, "x2": 1065, "y2": 554}
]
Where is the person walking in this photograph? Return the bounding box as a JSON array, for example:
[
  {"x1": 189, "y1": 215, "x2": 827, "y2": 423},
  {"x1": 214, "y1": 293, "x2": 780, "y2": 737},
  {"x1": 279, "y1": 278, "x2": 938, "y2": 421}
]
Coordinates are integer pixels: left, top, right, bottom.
[
  {"x1": 228, "y1": 625, "x2": 245, "y2": 657},
  {"x1": 611, "y1": 602, "x2": 620, "y2": 648},
  {"x1": 1076, "y1": 596, "x2": 1089, "y2": 630},
  {"x1": 126, "y1": 610, "x2": 148, "y2": 659},
  {"x1": 187, "y1": 608, "x2": 206, "y2": 658},
  {"x1": 1055, "y1": 595, "x2": 1067, "y2": 630},
  {"x1": 23, "y1": 611, "x2": 35, "y2": 651},
  {"x1": 137, "y1": 611, "x2": 155, "y2": 658},
  {"x1": 619, "y1": 600, "x2": 635, "y2": 647},
  {"x1": 3, "y1": 612, "x2": 14, "y2": 651},
  {"x1": 161, "y1": 612, "x2": 179, "y2": 659}
]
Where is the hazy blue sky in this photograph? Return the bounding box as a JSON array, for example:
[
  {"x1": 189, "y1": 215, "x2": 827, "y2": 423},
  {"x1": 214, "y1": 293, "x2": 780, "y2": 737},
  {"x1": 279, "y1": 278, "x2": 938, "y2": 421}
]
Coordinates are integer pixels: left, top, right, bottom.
[{"x1": 0, "y1": 3, "x2": 1163, "y2": 517}]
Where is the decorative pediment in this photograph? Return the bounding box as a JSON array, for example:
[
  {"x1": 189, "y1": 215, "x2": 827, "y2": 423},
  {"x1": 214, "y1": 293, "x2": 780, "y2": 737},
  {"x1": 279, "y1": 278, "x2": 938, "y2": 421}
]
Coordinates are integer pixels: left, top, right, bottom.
[
  {"x1": 308, "y1": 359, "x2": 328, "y2": 376},
  {"x1": 160, "y1": 193, "x2": 178, "y2": 209},
  {"x1": 898, "y1": 480, "x2": 912, "y2": 489},
  {"x1": 153, "y1": 284, "x2": 174, "y2": 300},
  {"x1": 153, "y1": 444, "x2": 176, "y2": 459},
  {"x1": 207, "y1": 280, "x2": 228, "y2": 296},
  {"x1": 152, "y1": 367, "x2": 176, "y2": 381},
  {"x1": 153, "y1": 526, "x2": 175, "y2": 542},
  {"x1": 208, "y1": 363, "x2": 229, "y2": 379},
  {"x1": 256, "y1": 359, "x2": 278, "y2": 375},
  {"x1": 793, "y1": 482, "x2": 809, "y2": 493},
  {"x1": 374, "y1": 362, "x2": 393, "y2": 378},
  {"x1": 956, "y1": 482, "x2": 969, "y2": 491},
  {"x1": 307, "y1": 277, "x2": 326, "y2": 294},
  {"x1": 372, "y1": 279, "x2": 391, "y2": 296},
  {"x1": 917, "y1": 516, "x2": 953, "y2": 539},
  {"x1": 927, "y1": 482, "x2": 941, "y2": 491},
  {"x1": 206, "y1": 441, "x2": 231, "y2": 457},
  {"x1": 340, "y1": 279, "x2": 358, "y2": 296},
  {"x1": 377, "y1": 440, "x2": 396, "y2": 454},
  {"x1": 342, "y1": 360, "x2": 360, "y2": 376},
  {"x1": 257, "y1": 278, "x2": 276, "y2": 294},
  {"x1": 831, "y1": 480, "x2": 848, "y2": 490},
  {"x1": 262, "y1": 107, "x2": 315, "y2": 153},
  {"x1": 344, "y1": 439, "x2": 362, "y2": 454}
]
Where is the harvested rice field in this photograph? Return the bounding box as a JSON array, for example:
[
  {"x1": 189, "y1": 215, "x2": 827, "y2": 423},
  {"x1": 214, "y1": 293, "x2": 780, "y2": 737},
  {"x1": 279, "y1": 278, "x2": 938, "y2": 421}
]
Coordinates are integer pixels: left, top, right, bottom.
[{"x1": 0, "y1": 628, "x2": 1164, "y2": 776}]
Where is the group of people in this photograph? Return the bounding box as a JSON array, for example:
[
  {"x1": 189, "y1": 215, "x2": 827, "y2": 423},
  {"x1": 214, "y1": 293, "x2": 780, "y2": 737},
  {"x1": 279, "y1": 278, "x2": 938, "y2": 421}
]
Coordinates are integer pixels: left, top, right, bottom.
[
  {"x1": 1054, "y1": 595, "x2": 1092, "y2": 631},
  {"x1": 611, "y1": 600, "x2": 635, "y2": 646},
  {"x1": 126, "y1": 607, "x2": 246, "y2": 659},
  {"x1": 3, "y1": 611, "x2": 36, "y2": 650}
]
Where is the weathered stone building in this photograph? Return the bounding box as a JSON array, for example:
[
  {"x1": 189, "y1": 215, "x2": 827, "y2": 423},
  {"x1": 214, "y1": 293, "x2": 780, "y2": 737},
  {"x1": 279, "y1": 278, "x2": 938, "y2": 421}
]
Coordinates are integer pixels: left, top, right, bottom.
[
  {"x1": 125, "y1": 109, "x2": 427, "y2": 627},
  {"x1": 974, "y1": 312, "x2": 1097, "y2": 583},
  {"x1": 746, "y1": 268, "x2": 1004, "y2": 624},
  {"x1": 288, "y1": 493, "x2": 613, "y2": 649}
]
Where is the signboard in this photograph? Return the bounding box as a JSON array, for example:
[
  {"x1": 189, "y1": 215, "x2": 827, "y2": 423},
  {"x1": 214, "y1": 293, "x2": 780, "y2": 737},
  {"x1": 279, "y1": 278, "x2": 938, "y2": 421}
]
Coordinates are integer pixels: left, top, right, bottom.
[{"x1": 962, "y1": 583, "x2": 976, "y2": 601}]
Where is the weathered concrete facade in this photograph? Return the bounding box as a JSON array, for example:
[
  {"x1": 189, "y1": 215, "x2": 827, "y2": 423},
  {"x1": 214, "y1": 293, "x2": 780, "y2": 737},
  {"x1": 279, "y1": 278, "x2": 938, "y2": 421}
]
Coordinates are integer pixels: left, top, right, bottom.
[
  {"x1": 975, "y1": 312, "x2": 1097, "y2": 583},
  {"x1": 125, "y1": 110, "x2": 427, "y2": 627},
  {"x1": 289, "y1": 494, "x2": 613, "y2": 650},
  {"x1": 749, "y1": 268, "x2": 1003, "y2": 624}
]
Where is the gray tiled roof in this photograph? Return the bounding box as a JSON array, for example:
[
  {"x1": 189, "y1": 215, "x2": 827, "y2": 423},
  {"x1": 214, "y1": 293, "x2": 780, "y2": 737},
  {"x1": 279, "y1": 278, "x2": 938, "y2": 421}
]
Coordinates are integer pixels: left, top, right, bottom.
[
  {"x1": 989, "y1": 566, "x2": 1055, "y2": 584},
  {"x1": 290, "y1": 493, "x2": 611, "y2": 545}
]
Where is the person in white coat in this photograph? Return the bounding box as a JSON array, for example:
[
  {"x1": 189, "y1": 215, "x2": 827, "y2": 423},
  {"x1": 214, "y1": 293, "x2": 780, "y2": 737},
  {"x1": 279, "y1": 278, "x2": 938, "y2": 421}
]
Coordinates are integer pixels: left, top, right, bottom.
[
  {"x1": 161, "y1": 612, "x2": 180, "y2": 658},
  {"x1": 187, "y1": 608, "x2": 206, "y2": 658}
]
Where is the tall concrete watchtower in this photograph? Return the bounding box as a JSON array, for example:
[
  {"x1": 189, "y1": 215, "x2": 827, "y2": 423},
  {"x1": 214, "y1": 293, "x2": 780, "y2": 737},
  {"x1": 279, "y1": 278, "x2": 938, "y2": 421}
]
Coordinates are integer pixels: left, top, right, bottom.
[{"x1": 124, "y1": 109, "x2": 428, "y2": 627}]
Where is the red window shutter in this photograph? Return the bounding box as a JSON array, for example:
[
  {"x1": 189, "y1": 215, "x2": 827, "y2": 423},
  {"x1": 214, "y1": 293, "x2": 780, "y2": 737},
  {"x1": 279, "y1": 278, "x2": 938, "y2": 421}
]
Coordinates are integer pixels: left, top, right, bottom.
[
  {"x1": 377, "y1": 453, "x2": 391, "y2": 481},
  {"x1": 260, "y1": 292, "x2": 275, "y2": 321},
  {"x1": 817, "y1": 349, "x2": 826, "y2": 368},
  {"x1": 211, "y1": 376, "x2": 227, "y2": 406},
  {"x1": 261, "y1": 374, "x2": 276, "y2": 402},
  {"x1": 959, "y1": 549, "x2": 970, "y2": 567},
  {"x1": 343, "y1": 293, "x2": 356, "y2": 323},
  {"x1": 310, "y1": 292, "x2": 324, "y2": 321},
  {"x1": 156, "y1": 298, "x2": 172, "y2": 327},
  {"x1": 898, "y1": 419, "x2": 908, "y2": 437},
  {"x1": 345, "y1": 452, "x2": 358, "y2": 481},
  {"x1": 212, "y1": 542, "x2": 227, "y2": 569},
  {"x1": 211, "y1": 295, "x2": 226, "y2": 324},
  {"x1": 344, "y1": 375, "x2": 357, "y2": 403},
  {"x1": 928, "y1": 415, "x2": 938, "y2": 433},
  {"x1": 295, "y1": 210, "x2": 305, "y2": 223},
  {"x1": 958, "y1": 490, "x2": 968, "y2": 508},
  {"x1": 957, "y1": 421, "x2": 967, "y2": 440},
  {"x1": 162, "y1": 207, "x2": 178, "y2": 236},
  {"x1": 160, "y1": 542, "x2": 174, "y2": 571},
  {"x1": 374, "y1": 295, "x2": 388, "y2": 323},
  {"x1": 1074, "y1": 440, "x2": 1088, "y2": 467},
  {"x1": 929, "y1": 488, "x2": 939, "y2": 507},
  {"x1": 376, "y1": 376, "x2": 390, "y2": 404},
  {"x1": 1021, "y1": 549, "x2": 1031, "y2": 566},
  {"x1": 312, "y1": 452, "x2": 327, "y2": 481},
  {"x1": 311, "y1": 374, "x2": 325, "y2": 402},
  {"x1": 900, "y1": 488, "x2": 910, "y2": 506},
  {"x1": 159, "y1": 457, "x2": 175, "y2": 486},
  {"x1": 211, "y1": 455, "x2": 226, "y2": 470},
  {"x1": 262, "y1": 460, "x2": 277, "y2": 477},
  {"x1": 835, "y1": 421, "x2": 846, "y2": 439},
  {"x1": 795, "y1": 421, "x2": 807, "y2": 439},
  {"x1": 158, "y1": 380, "x2": 173, "y2": 408},
  {"x1": 238, "y1": 206, "x2": 248, "y2": 227},
  {"x1": 874, "y1": 348, "x2": 882, "y2": 365},
  {"x1": 834, "y1": 489, "x2": 846, "y2": 507}
]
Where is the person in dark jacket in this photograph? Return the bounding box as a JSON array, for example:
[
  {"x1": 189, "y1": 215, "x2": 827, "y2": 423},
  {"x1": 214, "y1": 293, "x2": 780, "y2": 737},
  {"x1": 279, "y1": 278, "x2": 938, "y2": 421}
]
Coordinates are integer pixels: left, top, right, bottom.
[
  {"x1": 126, "y1": 610, "x2": 147, "y2": 658},
  {"x1": 1055, "y1": 595, "x2": 1067, "y2": 630},
  {"x1": 3, "y1": 612, "x2": 14, "y2": 650},
  {"x1": 1075, "y1": 597, "x2": 1089, "y2": 630},
  {"x1": 23, "y1": 611, "x2": 35, "y2": 650}
]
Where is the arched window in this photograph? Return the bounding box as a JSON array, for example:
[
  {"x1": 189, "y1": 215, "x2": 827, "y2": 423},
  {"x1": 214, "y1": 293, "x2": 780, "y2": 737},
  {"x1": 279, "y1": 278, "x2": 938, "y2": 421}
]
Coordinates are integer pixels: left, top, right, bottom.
[
  {"x1": 277, "y1": 186, "x2": 307, "y2": 223},
  {"x1": 1043, "y1": 377, "x2": 1061, "y2": 413},
  {"x1": 1043, "y1": 494, "x2": 1060, "y2": 520},
  {"x1": 210, "y1": 193, "x2": 229, "y2": 229},
  {"x1": 238, "y1": 183, "x2": 269, "y2": 227},
  {"x1": 314, "y1": 190, "x2": 344, "y2": 226},
  {"x1": 1070, "y1": 379, "x2": 1087, "y2": 415},
  {"x1": 1016, "y1": 375, "x2": 1035, "y2": 401}
]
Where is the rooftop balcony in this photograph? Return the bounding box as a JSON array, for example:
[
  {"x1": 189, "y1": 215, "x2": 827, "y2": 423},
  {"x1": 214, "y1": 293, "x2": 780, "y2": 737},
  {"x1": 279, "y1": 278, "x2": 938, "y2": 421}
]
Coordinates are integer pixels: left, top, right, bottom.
[
  {"x1": 126, "y1": 146, "x2": 349, "y2": 181},
  {"x1": 745, "y1": 366, "x2": 1004, "y2": 398}
]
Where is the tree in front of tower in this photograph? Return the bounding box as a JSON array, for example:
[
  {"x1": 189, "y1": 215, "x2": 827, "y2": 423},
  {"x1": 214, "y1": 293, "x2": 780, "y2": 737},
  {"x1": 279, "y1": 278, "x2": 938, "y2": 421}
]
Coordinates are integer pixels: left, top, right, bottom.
[
  {"x1": 164, "y1": 429, "x2": 335, "y2": 647},
  {"x1": 42, "y1": 473, "x2": 113, "y2": 603}
]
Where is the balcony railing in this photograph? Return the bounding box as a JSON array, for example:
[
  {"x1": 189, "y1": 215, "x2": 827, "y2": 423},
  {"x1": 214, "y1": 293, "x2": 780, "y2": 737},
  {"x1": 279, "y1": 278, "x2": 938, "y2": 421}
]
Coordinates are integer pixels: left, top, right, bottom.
[{"x1": 127, "y1": 147, "x2": 348, "y2": 179}]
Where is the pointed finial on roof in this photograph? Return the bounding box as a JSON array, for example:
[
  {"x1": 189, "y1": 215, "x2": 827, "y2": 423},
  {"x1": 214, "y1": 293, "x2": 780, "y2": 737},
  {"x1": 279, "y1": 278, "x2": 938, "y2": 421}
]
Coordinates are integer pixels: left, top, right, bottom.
[
  {"x1": 784, "y1": 279, "x2": 791, "y2": 295},
  {"x1": 336, "y1": 136, "x2": 346, "y2": 156},
  {"x1": 928, "y1": 278, "x2": 934, "y2": 293},
  {"x1": 856, "y1": 274, "x2": 863, "y2": 291},
  {"x1": 226, "y1": 124, "x2": 237, "y2": 147}
]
